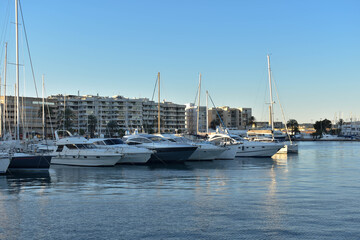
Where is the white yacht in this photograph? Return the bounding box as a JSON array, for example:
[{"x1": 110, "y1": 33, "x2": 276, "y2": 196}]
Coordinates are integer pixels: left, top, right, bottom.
[
  {"x1": 158, "y1": 134, "x2": 226, "y2": 161},
  {"x1": 123, "y1": 134, "x2": 197, "y2": 163},
  {"x1": 0, "y1": 153, "x2": 11, "y2": 174},
  {"x1": 208, "y1": 133, "x2": 284, "y2": 158},
  {"x1": 51, "y1": 131, "x2": 122, "y2": 167},
  {"x1": 88, "y1": 138, "x2": 153, "y2": 164}
]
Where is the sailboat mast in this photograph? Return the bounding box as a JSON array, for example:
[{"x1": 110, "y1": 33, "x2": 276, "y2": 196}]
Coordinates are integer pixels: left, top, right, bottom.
[
  {"x1": 0, "y1": 76, "x2": 2, "y2": 137},
  {"x1": 196, "y1": 73, "x2": 201, "y2": 134},
  {"x1": 15, "y1": 0, "x2": 20, "y2": 140},
  {"x1": 42, "y1": 75, "x2": 45, "y2": 139},
  {"x1": 3, "y1": 43, "x2": 7, "y2": 135},
  {"x1": 267, "y1": 54, "x2": 274, "y2": 137},
  {"x1": 157, "y1": 72, "x2": 160, "y2": 134},
  {"x1": 206, "y1": 90, "x2": 209, "y2": 134}
]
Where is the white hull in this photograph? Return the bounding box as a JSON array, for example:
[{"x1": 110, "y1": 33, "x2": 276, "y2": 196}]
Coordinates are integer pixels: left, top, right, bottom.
[
  {"x1": 119, "y1": 152, "x2": 152, "y2": 164},
  {"x1": 235, "y1": 142, "x2": 284, "y2": 157},
  {"x1": 277, "y1": 143, "x2": 298, "y2": 154},
  {"x1": 215, "y1": 145, "x2": 237, "y2": 160},
  {"x1": 189, "y1": 147, "x2": 225, "y2": 161},
  {"x1": 52, "y1": 155, "x2": 119, "y2": 167},
  {"x1": 0, "y1": 157, "x2": 10, "y2": 174}
]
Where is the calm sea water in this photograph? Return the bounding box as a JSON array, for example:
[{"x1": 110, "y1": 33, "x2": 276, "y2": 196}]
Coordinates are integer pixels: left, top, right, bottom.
[{"x1": 1, "y1": 141, "x2": 360, "y2": 240}]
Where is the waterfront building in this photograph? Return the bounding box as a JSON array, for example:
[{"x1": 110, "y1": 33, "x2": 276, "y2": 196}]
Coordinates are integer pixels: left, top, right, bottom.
[
  {"x1": 0, "y1": 96, "x2": 58, "y2": 138},
  {"x1": 340, "y1": 121, "x2": 360, "y2": 137},
  {"x1": 185, "y1": 103, "x2": 207, "y2": 134},
  {"x1": 49, "y1": 94, "x2": 186, "y2": 136},
  {"x1": 208, "y1": 106, "x2": 252, "y2": 130}
]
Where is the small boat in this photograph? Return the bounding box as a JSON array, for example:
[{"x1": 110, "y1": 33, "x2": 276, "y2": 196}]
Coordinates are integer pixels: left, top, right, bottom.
[
  {"x1": 51, "y1": 131, "x2": 122, "y2": 167},
  {"x1": 123, "y1": 134, "x2": 197, "y2": 163},
  {"x1": 88, "y1": 138, "x2": 153, "y2": 164}
]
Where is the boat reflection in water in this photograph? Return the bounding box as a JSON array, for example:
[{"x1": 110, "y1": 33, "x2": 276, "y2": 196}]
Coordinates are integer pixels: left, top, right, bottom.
[{"x1": 2, "y1": 171, "x2": 51, "y2": 195}]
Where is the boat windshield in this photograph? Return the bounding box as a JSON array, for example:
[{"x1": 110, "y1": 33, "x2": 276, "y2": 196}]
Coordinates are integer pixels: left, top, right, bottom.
[
  {"x1": 109, "y1": 139, "x2": 124, "y2": 145},
  {"x1": 174, "y1": 137, "x2": 190, "y2": 143},
  {"x1": 76, "y1": 144, "x2": 96, "y2": 149},
  {"x1": 147, "y1": 136, "x2": 168, "y2": 142}
]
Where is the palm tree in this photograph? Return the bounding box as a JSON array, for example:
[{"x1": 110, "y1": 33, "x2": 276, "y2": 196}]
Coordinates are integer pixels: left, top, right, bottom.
[
  {"x1": 88, "y1": 115, "x2": 97, "y2": 138},
  {"x1": 336, "y1": 119, "x2": 344, "y2": 136},
  {"x1": 106, "y1": 120, "x2": 119, "y2": 137},
  {"x1": 57, "y1": 107, "x2": 75, "y2": 132}
]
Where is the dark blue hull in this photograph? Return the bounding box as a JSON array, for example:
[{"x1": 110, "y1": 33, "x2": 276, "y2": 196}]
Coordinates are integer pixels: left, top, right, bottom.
[
  {"x1": 8, "y1": 155, "x2": 52, "y2": 170},
  {"x1": 149, "y1": 147, "x2": 197, "y2": 163}
]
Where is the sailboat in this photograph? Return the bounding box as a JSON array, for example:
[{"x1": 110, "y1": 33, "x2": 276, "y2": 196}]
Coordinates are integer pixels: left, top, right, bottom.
[
  {"x1": 254, "y1": 54, "x2": 298, "y2": 154},
  {"x1": 5, "y1": 0, "x2": 52, "y2": 170}
]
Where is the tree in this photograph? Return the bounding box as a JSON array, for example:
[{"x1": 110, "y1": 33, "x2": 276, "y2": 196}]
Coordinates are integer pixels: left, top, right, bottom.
[
  {"x1": 336, "y1": 119, "x2": 344, "y2": 136},
  {"x1": 118, "y1": 129, "x2": 125, "y2": 137},
  {"x1": 106, "y1": 120, "x2": 119, "y2": 137},
  {"x1": 286, "y1": 119, "x2": 300, "y2": 136},
  {"x1": 88, "y1": 115, "x2": 97, "y2": 138},
  {"x1": 210, "y1": 119, "x2": 220, "y2": 130},
  {"x1": 58, "y1": 107, "x2": 75, "y2": 132},
  {"x1": 313, "y1": 119, "x2": 332, "y2": 138},
  {"x1": 248, "y1": 116, "x2": 256, "y2": 128}
]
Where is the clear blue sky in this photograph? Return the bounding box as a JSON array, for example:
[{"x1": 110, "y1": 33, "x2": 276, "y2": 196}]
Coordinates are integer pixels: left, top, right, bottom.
[{"x1": 0, "y1": 0, "x2": 359, "y2": 123}]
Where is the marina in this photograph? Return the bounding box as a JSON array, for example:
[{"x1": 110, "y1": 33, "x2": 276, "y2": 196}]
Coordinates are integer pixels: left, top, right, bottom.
[
  {"x1": 0, "y1": 0, "x2": 359, "y2": 239},
  {"x1": 1, "y1": 141, "x2": 360, "y2": 239}
]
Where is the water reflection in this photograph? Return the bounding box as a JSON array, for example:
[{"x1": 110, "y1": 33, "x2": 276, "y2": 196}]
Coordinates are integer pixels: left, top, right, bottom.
[{"x1": 1, "y1": 171, "x2": 51, "y2": 195}]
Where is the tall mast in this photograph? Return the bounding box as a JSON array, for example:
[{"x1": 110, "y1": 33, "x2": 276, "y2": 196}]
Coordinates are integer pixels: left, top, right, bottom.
[
  {"x1": 267, "y1": 54, "x2": 274, "y2": 138},
  {"x1": 15, "y1": 0, "x2": 20, "y2": 140},
  {"x1": 14, "y1": 84, "x2": 16, "y2": 132},
  {"x1": 196, "y1": 73, "x2": 201, "y2": 134},
  {"x1": 157, "y1": 72, "x2": 160, "y2": 134},
  {"x1": 42, "y1": 75, "x2": 45, "y2": 139},
  {"x1": 206, "y1": 90, "x2": 209, "y2": 134},
  {"x1": 3, "y1": 43, "x2": 7, "y2": 135},
  {"x1": 63, "y1": 95, "x2": 66, "y2": 131},
  {"x1": 0, "y1": 76, "x2": 2, "y2": 137}
]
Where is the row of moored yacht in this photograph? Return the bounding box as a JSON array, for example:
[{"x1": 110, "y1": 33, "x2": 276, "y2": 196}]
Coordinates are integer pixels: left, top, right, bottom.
[{"x1": 0, "y1": 130, "x2": 285, "y2": 171}]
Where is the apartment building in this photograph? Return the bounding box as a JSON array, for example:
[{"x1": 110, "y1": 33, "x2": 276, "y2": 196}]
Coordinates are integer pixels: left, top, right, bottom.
[
  {"x1": 49, "y1": 94, "x2": 186, "y2": 136},
  {"x1": 208, "y1": 106, "x2": 252, "y2": 130},
  {"x1": 0, "y1": 96, "x2": 57, "y2": 138},
  {"x1": 185, "y1": 103, "x2": 207, "y2": 134}
]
